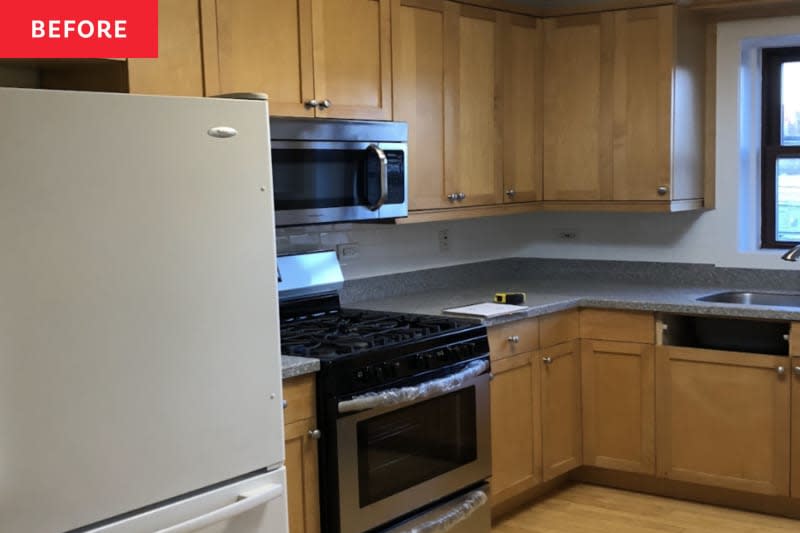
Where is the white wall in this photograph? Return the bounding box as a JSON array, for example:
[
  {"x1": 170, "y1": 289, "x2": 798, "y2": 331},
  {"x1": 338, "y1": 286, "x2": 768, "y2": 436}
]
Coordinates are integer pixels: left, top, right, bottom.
[{"x1": 279, "y1": 16, "x2": 800, "y2": 279}]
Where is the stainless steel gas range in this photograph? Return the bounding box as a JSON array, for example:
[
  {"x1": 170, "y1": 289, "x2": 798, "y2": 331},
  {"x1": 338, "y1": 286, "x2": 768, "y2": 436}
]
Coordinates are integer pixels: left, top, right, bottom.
[{"x1": 278, "y1": 251, "x2": 492, "y2": 533}]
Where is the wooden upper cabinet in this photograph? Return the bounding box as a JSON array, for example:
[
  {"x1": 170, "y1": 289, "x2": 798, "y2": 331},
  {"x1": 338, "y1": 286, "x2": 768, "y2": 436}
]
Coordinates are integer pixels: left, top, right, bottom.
[
  {"x1": 656, "y1": 346, "x2": 790, "y2": 496},
  {"x1": 543, "y1": 13, "x2": 613, "y2": 201},
  {"x1": 313, "y1": 0, "x2": 392, "y2": 119},
  {"x1": 500, "y1": 13, "x2": 542, "y2": 204},
  {"x1": 612, "y1": 6, "x2": 705, "y2": 202},
  {"x1": 128, "y1": 0, "x2": 205, "y2": 96},
  {"x1": 392, "y1": 0, "x2": 448, "y2": 210},
  {"x1": 444, "y1": 3, "x2": 503, "y2": 207},
  {"x1": 203, "y1": 0, "x2": 314, "y2": 115},
  {"x1": 202, "y1": 0, "x2": 390, "y2": 119}
]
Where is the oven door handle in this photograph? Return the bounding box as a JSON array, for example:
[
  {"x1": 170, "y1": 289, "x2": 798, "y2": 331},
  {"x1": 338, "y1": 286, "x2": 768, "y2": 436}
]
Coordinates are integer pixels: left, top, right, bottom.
[
  {"x1": 402, "y1": 489, "x2": 488, "y2": 533},
  {"x1": 366, "y1": 144, "x2": 388, "y2": 211},
  {"x1": 337, "y1": 360, "x2": 489, "y2": 413}
]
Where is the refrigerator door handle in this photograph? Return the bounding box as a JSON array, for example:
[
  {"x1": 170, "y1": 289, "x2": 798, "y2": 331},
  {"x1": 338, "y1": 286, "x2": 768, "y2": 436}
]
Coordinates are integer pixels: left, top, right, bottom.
[{"x1": 155, "y1": 483, "x2": 283, "y2": 533}]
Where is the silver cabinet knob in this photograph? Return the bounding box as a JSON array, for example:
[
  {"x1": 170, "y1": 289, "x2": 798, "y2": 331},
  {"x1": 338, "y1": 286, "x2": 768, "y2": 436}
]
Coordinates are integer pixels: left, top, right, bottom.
[
  {"x1": 304, "y1": 99, "x2": 318, "y2": 109},
  {"x1": 657, "y1": 185, "x2": 669, "y2": 196},
  {"x1": 505, "y1": 188, "x2": 516, "y2": 198},
  {"x1": 542, "y1": 356, "x2": 553, "y2": 365},
  {"x1": 282, "y1": 400, "x2": 288, "y2": 409},
  {"x1": 793, "y1": 366, "x2": 800, "y2": 376},
  {"x1": 458, "y1": 192, "x2": 466, "y2": 201},
  {"x1": 783, "y1": 333, "x2": 790, "y2": 341},
  {"x1": 318, "y1": 99, "x2": 332, "y2": 110},
  {"x1": 308, "y1": 429, "x2": 322, "y2": 440},
  {"x1": 777, "y1": 366, "x2": 786, "y2": 376},
  {"x1": 447, "y1": 193, "x2": 458, "y2": 202},
  {"x1": 507, "y1": 335, "x2": 520, "y2": 344}
]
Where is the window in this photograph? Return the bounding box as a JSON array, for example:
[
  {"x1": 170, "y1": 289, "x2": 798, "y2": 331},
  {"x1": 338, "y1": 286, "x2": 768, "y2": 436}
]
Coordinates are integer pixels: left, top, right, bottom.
[{"x1": 762, "y1": 47, "x2": 800, "y2": 247}]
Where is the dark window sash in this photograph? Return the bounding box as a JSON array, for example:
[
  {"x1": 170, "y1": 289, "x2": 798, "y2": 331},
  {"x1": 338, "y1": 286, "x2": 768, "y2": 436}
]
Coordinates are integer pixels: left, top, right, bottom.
[{"x1": 761, "y1": 47, "x2": 800, "y2": 248}]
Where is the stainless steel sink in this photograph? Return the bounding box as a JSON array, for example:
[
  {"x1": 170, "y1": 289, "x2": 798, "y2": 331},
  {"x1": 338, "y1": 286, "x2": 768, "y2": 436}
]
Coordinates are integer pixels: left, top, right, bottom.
[{"x1": 697, "y1": 291, "x2": 800, "y2": 307}]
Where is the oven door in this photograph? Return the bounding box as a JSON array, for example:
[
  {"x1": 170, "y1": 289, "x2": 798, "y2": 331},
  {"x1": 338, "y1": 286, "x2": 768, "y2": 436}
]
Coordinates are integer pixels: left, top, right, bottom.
[
  {"x1": 335, "y1": 369, "x2": 490, "y2": 533},
  {"x1": 271, "y1": 141, "x2": 407, "y2": 226}
]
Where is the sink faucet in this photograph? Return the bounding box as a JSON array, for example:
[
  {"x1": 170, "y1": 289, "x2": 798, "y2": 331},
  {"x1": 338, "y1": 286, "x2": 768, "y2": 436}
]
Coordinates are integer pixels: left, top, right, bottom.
[{"x1": 781, "y1": 245, "x2": 800, "y2": 261}]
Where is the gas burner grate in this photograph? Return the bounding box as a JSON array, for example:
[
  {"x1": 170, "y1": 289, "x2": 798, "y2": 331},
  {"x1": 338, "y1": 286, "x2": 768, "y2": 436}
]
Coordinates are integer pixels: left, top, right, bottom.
[{"x1": 279, "y1": 309, "x2": 468, "y2": 359}]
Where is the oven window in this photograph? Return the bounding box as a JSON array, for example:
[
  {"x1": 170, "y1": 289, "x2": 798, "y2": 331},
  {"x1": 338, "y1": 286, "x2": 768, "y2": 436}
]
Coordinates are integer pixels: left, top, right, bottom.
[
  {"x1": 356, "y1": 388, "x2": 477, "y2": 508},
  {"x1": 272, "y1": 149, "x2": 364, "y2": 209}
]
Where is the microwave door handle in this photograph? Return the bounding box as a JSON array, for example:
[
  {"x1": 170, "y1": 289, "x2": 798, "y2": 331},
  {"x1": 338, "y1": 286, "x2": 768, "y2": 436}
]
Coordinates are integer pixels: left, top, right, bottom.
[
  {"x1": 367, "y1": 144, "x2": 388, "y2": 211},
  {"x1": 338, "y1": 359, "x2": 489, "y2": 413}
]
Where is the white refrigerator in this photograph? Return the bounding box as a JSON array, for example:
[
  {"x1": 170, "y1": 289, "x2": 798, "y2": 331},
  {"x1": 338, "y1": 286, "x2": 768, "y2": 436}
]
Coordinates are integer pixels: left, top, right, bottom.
[{"x1": 0, "y1": 88, "x2": 288, "y2": 533}]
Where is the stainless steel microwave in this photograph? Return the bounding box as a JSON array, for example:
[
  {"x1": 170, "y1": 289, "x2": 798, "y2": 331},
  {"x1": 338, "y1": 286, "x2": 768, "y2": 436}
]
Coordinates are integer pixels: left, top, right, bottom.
[{"x1": 269, "y1": 117, "x2": 408, "y2": 227}]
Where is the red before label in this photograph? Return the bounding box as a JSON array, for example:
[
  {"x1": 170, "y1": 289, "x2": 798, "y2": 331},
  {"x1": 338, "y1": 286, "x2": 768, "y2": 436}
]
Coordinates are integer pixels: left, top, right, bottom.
[{"x1": 0, "y1": 0, "x2": 158, "y2": 58}]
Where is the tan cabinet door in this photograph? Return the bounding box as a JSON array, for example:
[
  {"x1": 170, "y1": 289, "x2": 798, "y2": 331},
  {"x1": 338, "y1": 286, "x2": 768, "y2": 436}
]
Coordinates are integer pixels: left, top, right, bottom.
[
  {"x1": 582, "y1": 340, "x2": 655, "y2": 474},
  {"x1": 490, "y1": 352, "x2": 542, "y2": 507},
  {"x1": 444, "y1": 3, "x2": 503, "y2": 207},
  {"x1": 793, "y1": 356, "x2": 800, "y2": 498},
  {"x1": 285, "y1": 418, "x2": 321, "y2": 533},
  {"x1": 541, "y1": 339, "x2": 582, "y2": 481},
  {"x1": 392, "y1": 0, "x2": 449, "y2": 210},
  {"x1": 500, "y1": 13, "x2": 542, "y2": 204},
  {"x1": 204, "y1": 0, "x2": 315, "y2": 116},
  {"x1": 656, "y1": 346, "x2": 790, "y2": 496},
  {"x1": 543, "y1": 13, "x2": 613, "y2": 201},
  {"x1": 611, "y1": 6, "x2": 673, "y2": 201},
  {"x1": 127, "y1": 0, "x2": 204, "y2": 96},
  {"x1": 311, "y1": 0, "x2": 392, "y2": 119}
]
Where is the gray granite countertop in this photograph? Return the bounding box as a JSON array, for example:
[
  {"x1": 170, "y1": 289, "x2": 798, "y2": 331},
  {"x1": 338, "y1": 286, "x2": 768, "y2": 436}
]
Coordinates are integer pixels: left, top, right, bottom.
[
  {"x1": 348, "y1": 280, "x2": 800, "y2": 326},
  {"x1": 279, "y1": 259, "x2": 800, "y2": 380},
  {"x1": 281, "y1": 355, "x2": 320, "y2": 379}
]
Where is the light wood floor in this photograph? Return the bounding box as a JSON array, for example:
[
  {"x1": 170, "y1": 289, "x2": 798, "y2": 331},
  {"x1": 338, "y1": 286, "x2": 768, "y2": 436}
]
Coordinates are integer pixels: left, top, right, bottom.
[{"x1": 492, "y1": 484, "x2": 800, "y2": 533}]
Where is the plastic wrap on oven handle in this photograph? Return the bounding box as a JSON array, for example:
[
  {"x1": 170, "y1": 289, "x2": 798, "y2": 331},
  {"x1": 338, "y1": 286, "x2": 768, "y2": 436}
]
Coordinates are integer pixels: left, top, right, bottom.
[
  {"x1": 404, "y1": 489, "x2": 488, "y2": 533},
  {"x1": 337, "y1": 360, "x2": 489, "y2": 414}
]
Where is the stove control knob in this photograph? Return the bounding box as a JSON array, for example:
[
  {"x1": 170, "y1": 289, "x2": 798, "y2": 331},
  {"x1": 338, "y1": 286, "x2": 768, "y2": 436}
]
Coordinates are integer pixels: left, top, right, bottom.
[{"x1": 373, "y1": 365, "x2": 385, "y2": 381}]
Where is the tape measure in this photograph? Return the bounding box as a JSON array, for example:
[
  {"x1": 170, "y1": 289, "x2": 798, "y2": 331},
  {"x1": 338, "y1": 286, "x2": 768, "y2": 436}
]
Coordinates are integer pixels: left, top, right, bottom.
[{"x1": 494, "y1": 292, "x2": 526, "y2": 305}]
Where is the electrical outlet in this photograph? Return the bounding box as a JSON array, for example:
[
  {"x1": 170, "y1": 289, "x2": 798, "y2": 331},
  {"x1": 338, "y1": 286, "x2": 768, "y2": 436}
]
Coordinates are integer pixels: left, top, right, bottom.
[
  {"x1": 438, "y1": 229, "x2": 450, "y2": 252},
  {"x1": 336, "y1": 243, "x2": 360, "y2": 261},
  {"x1": 555, "y1": 228, "x2": 579, "y2": 240}
]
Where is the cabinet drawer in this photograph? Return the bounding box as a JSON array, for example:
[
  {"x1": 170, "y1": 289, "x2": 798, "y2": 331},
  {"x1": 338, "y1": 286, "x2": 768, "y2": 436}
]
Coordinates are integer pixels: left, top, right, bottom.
[
  {"x1": 488, "y1": 318, "x2": 539, "y2": 360},
  {"x1": 581, "y1": 309, "x2": 654, "y2": 343},
  {"x1": 540, "y1": 309, "x2": 580, "y2": 347},
  {"x1": 283, "y1": 375, "x2": 316, "y2": 425}
]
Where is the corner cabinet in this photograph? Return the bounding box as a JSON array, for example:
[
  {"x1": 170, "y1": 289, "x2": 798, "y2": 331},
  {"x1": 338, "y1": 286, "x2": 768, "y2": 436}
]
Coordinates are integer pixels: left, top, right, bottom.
[
  {"x1": 542, "y1": 5, "x2": 706, "y2": 212},
  {"x1": 202, "y1": 0, "x2": 391, "y2": 120},
  {"x1": 283, "y1": 376, "x2": 321, "y2": 533},
  {"x1": 655, "y1": 346, "x2": 790, "y2": 496}
]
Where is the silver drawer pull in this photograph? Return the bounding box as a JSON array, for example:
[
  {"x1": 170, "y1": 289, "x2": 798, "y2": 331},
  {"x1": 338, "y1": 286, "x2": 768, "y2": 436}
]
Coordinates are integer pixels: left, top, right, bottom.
[
  {"x1": 507, "y1": 335, "x2": 520, "y2": 344},
  {"x1": 308, "y1": 429, "x2": 322, "y2": 440},
  {"x1": 543, "y1": 356, "x2": 553, "y2": 365}
]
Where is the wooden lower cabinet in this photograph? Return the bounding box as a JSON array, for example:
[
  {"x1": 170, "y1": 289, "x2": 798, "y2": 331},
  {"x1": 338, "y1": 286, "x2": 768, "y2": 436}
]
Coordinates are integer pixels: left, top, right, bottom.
[
  {"x1": 541, "y1": 339, "x2": 583, "y2": 481},
  {"x1": 283, "y1": 376, "x2": 320, "y2": 533},
  {"x1": 792, "y1": 356, "x2": 800, "y2": 498},
  {"x1": 582, "y1": 340, "x2": 655, "y2": 474},
  {"x1": 655, "y1": 346, "x2": 791, "y2": 496},
  {"x1": 490, "y1": 351, "x2": 542, "y2": 506}
]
